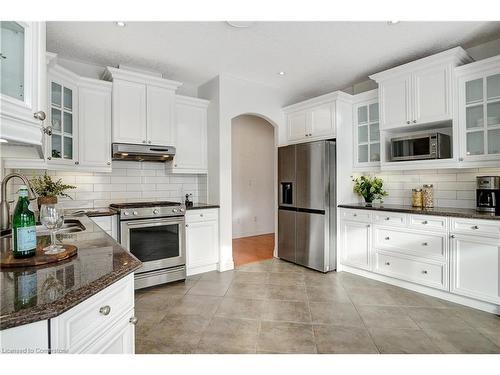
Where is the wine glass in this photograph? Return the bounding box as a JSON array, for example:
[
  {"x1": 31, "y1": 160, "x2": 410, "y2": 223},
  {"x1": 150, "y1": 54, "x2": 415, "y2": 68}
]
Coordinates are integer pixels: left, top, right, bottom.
[{"x1": 40, "y1": 204, "x2": 65, "y2": 254}]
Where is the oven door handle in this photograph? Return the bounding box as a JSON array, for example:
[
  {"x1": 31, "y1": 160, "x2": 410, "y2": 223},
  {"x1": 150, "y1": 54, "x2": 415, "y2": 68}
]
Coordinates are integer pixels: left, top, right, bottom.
[{"x1": 123, "y1": 218, "x2": 185, "y2": 228}]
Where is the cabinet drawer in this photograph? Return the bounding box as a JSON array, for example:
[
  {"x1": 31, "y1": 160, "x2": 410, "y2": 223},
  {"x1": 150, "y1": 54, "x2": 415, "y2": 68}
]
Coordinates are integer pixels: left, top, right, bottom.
[
  {"x1": 373, "y1": 212, "x2": 407, "y2": 227},
  {"x1": 186, "y1": 208, "x2": 218, "y2": 223},
  {"x1": 374, "y1": 227, "x2": 447, "y2": 260},
  {"x1": 450, "y1": 218, "x2": 500, "y2": 238},
  {"x1": 374, "y1": 251, "x2": 447, "y2": 290},
  {"x1": 408, "y1": 215, "x2": 447, "y2": 232},
  {"x1": 340, "y1": 209, "x2": 372, "y2": 223},
  {"x1": 50, "y1": 274, "x2": 134, "y2": 353}
]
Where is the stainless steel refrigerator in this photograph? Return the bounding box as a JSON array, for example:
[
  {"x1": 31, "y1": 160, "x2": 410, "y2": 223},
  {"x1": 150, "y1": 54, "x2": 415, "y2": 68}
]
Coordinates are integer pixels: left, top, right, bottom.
[{"x1": 278, "y1": 140, "x2": 336, "y2": 272}]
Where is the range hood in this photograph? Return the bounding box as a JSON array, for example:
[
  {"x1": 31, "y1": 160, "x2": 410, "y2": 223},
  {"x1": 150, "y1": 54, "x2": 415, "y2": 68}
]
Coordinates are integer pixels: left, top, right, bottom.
[{"x1": 112, "y1": 143, "x2": 176, "y2": 162}]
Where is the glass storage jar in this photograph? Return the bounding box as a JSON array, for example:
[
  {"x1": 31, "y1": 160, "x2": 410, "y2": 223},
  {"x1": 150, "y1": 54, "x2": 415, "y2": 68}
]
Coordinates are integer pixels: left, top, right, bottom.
[
  {"x1": 412, "y1": 189, "x2": 423, "y2": 207},
  {"x1": 423, "y1": 184, "x2": 434, "y2": 208}
]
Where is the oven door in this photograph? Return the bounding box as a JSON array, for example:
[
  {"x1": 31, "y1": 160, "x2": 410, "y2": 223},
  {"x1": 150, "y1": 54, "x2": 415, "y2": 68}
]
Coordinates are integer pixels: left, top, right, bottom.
[
  {"x1": 391, "y1": 135, "x2": 434, "y2": 161},
  {"x1": 120, "y1": 216, "x2": 185, "y2": 274}
]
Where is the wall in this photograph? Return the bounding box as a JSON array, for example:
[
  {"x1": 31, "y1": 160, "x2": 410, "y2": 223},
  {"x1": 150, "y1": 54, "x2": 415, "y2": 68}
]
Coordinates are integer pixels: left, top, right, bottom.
[
  {"x1": 231, "y1": 115, "x2": 275, "y2": 238},
  {"x1": 6, "y1": 161, "x2": 207, "y2": 208},
  {"x1": 198, "y1": 73, "x2": 285, "y2": 271},
  {"x1": 351, "y1": 167, "x2": 500, "y2": 208}
]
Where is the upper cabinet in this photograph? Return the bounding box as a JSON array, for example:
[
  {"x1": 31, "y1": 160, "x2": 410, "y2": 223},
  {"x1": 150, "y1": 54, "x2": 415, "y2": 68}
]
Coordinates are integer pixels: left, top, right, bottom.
[
  {"x1": 46, "y1": 60, "x2": 112, "y2": 172},
  {"x1": 283, "y1": 91, "x2": 350, "y2": 144},
  {"x1": 168, "y1": 95, "x2": 209, "y2": 174},
  {"x1": 455, "y1": 55, "x2": 500, "y2": 166},
  {"x1": 370, "y1": 47, "x2": 472, "y2": 131},
  {"x1": 352, "y1": 89, "x2": 380, "y2": 169},
  {"x1": 103, "y1": 67, "x2": 181, "y2": 146},
  {"x1": 0, "y1": 22, "x2": 47, "y2": 145}
]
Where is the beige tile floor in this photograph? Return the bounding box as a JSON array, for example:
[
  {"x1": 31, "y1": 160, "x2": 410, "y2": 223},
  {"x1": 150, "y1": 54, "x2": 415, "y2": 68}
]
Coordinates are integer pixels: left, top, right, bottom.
[{"x1": 134, "y1": 258, "x2": 500, "y2": 354}]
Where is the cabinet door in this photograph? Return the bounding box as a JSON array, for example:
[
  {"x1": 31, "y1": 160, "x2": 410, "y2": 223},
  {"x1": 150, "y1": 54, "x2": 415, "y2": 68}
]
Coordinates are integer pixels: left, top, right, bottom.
[
  {"x1": 413, "y1": 64, "x2": 451, "y2": 124},
  {"x1": 172, "y1": 102, "x2": 207, "y2": 172},
  {"x1": 340, "y1": 220, "x2": 371, "y2": 270},
  {"x1": 146, "y1": 85, "x2": 175, "y2": 146},
  {"x1": 451, "y1": 234, "x2": 500, "y2": 305},
  {"x1": 379, "y1": 76, "x2": 410, "y2": 129},
  {"x1": 81, "y1": 314, "x2": 134, "y2": 354},
  {"x1": 287, "y1": 110, "x2": 308, "y2": 141},
  {"x1": 354, "y1": 101, "x2": 380, "y2": 168},
  {"x1": 186, "y1": 220, "x2": 219, "y2": 269},
  {"x1": 309, "y1": 102, "x2": 335, "y2": 137},
  {"x1": 112, "y1": 80, "x2": 147, "y2": 144},
  {"x1": 78, "y1": 85, "x2": 112, "y2": 169},
  {"x1": 47, "y1": 78, "x2": 78, "y2": 166}
]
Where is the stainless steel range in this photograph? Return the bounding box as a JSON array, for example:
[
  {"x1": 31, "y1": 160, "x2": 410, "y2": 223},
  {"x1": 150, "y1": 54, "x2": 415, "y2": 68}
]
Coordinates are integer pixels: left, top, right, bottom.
[{"x1": 110, "y1": 201, "x2": 186, "y2": 290}]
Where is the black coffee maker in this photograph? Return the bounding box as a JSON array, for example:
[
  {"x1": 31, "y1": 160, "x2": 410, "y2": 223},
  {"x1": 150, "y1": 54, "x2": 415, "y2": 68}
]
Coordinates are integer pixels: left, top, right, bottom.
[{"x1": 476, "y1": 176, "x2": 500, "y2": 214}]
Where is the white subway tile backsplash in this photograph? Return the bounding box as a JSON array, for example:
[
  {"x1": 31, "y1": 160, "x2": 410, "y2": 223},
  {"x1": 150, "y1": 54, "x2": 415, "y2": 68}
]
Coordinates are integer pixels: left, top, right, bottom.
[{"x1": 75, "y1": 175, "x2": 111, "y2": 184}]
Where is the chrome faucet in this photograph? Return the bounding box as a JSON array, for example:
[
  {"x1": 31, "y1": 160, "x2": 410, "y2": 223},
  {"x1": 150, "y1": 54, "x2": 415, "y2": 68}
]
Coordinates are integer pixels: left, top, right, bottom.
[{"x1": 0, "y1": 173, "x2": 37, "y2": 230}]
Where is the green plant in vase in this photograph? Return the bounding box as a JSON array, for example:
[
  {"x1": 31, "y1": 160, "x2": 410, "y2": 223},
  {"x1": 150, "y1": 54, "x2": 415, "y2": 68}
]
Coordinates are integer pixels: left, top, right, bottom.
[
  {"x1": 352, "y1": 175, "x2": 388, "y2": 206},
  {"x1": 30, "y1": 173, "x2": 76, "y2": 209}
]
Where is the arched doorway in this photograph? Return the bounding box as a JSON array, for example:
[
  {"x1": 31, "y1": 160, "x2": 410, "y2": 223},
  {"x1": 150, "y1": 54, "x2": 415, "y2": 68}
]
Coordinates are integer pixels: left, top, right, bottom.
[{"x1": 231, "y1": 114, "x2": 276, "y2": 267}]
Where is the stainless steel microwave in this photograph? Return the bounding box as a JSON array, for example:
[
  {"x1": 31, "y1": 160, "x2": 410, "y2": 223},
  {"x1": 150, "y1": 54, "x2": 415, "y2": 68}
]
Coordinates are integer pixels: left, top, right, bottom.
[{"x1": 390, "y1": 132, "x2": 451, "y2": 162}]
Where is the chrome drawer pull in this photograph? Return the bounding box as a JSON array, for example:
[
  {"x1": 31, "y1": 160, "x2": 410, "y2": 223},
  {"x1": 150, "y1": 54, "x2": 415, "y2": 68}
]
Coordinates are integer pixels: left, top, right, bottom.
[
  {"x1": 422, "y1": 270, "x2": 428, "y2": 274},
  {"x1": 129, "y1": 316, "x2": 138, "y2": 325},
  {"x1": 450, "y1": 234, "x2": 456, "y2": 239},
  {"x1": 385, "y1": 236, "x2": 390, "y2": 240},
  {"x1": 353, "y1": 213, "x2": 357, "y2": 217},
  {"x1": 385, "y1": 262, "x2": 390, "y2": 266},
  {"x1": 422, "y1": 242, "x2": 428, "y2": 246},
  {"x1": 471, "y1": 225, "x2": 479, "y2": 230},
  {"x1": 99, "y1": 305, "x2": 111, "y2": 316},
  {"x1": 422, "y1": 221, "x2": 428, "y2": 225},
  {"x1": 385, "y1": 217, "x2": 390, "y2": 221}
]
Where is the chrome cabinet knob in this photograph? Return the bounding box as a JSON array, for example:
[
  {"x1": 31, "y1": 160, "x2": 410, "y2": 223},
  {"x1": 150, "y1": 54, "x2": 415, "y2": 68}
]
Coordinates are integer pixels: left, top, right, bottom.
[
  {"x1": 422, "y1": 220, "x2": 428, "y2": 224},
  {"x1": 129, "y1": 316, "x2": 138, "y2": 325},
  {"x1": 422, "y1": 270, "x2": 428, "y2": 274},
  {"x1": 99, "y1": 305, "x2": 111, "y2": 316},
  {"x1": 459, "y1": 157, "x2": 464, "y2": 162},
  {"x1": 366, "y1": 224, "x2": 370, "y2": 228},
  {"x1": 385, "y1": 262, "x2": 390, "y2": 266},
  {"x1": 148, "y1": 141, "x2": 152, "y2": 144},
  {"x1": 353, "y1": 213, "x2": 357, "y2": 217},
  {"x1": 406, "y1": 121, "x2": 410, "y2": 124},
  {"x1": 123, "y1": 211, "x2": 130, "y2": 216},
  {"x1": 185, "y1": 224, "x2": 189, "y2": 227},
  {"x1": 200, "y1": 213, "x2": 204, "y2": 217},
  {"x1": 174, "y1": 164, "x2": 178, "y2": 167},
  {"x1": 153, "y1": 209, "x2": 159, "y2": 214},
  {"x1": 179, "y1": 208, "x2": 185, "y2": 212},
  {"x1": 450, "y1": 234, "x2": 456, "y2": 238},
  {"x1": 133, "y1": 211, "x2": 138, "y2": 216},
  {"x1": 142, "y1": 140, "x2": 146, "y2": 143},
  {"x1": 472, "y1": 225, "x2": 479, "y2": 230},
  {"x1": 385, "y1": 217, "x2": 390, "y2": 221},
  {"x1": 107, "y1": 162, "x2": 111, "y2": 165},
  {"x1": 422, "y1": 242, "x2": 428, "y2": 246},
  {"x1": 413, "y1": 120, "x2": 417, "y2": 123},
  {"x1": 33, "y1": 110, "x2": 46, "y2": 121},
  {"x1": 75, "y1": 161, "x2": 79, "y2": 165},
  {"x1": 172, "y1": 208, "x2": 178, "y2": 213}
]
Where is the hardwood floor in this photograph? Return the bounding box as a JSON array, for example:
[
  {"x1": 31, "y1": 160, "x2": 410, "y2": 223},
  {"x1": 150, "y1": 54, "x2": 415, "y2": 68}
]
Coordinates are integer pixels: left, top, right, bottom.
[{"x1": 232, "y1": 233, "x2": 275, "y2": 267}]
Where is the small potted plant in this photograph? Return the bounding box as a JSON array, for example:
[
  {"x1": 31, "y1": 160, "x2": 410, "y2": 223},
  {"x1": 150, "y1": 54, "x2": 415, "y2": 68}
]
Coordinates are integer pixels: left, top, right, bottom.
[
  {"x1": 30, "y1": 173, "x2": 76, "y2": 209},
  {"x1": 352, "y1": 175, "x2": 388, "y2": 206}
]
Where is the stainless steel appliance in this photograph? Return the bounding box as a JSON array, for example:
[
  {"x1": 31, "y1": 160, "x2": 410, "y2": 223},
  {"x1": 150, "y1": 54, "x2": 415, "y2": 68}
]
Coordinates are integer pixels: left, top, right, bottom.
[
  {"x1": 390, "y1": 132, "x2": 451, "y2": 161},
  {"x1": 112, "y1": 143, "x2": 176, "y2": 162},
  {"x1": 476, "y1": 176, "x2": 500, "y2": 214},
  {"x1": 110, "y1": 201, "x2": 186, "y2": 289},
  {"x1": 278, "y1": 140, "x2": 336, "y2": 272}
]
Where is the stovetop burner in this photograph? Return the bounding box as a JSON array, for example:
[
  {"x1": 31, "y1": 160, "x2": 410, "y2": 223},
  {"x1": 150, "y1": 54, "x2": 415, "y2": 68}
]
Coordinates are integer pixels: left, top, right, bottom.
[{"x1": 109, "y1": 201, "x2": 181, "y2": 209}]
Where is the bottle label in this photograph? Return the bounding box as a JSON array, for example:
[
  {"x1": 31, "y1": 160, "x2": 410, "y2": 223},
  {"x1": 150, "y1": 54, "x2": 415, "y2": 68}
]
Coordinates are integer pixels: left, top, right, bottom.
[{"x1": 16, "y1": 226, "x2": 37, "y2": 253}]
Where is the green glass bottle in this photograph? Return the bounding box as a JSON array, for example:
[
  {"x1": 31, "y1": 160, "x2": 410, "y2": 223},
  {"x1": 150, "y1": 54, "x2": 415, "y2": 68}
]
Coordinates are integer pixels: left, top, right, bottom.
[{"x1": 12, "y1": 185, "x2": 37, "y2": 258}]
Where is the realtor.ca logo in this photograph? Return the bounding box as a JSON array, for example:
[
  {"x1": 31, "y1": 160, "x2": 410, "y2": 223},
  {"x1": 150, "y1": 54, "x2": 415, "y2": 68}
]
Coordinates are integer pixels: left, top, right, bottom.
[{"x1": 2, "y1": 347, "x2": 69, "y2": 354}]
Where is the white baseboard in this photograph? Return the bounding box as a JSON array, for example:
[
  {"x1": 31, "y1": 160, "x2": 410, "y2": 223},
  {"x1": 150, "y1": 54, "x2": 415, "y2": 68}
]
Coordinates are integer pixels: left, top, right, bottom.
[
  {"x1": 341, "y1": 264, "x2": 500, "y2": 315},
  {"x1": 218, "y1": 259, "x2": 234, "y2": 272},
  {"x1": 187, "y1": 263, "x2": 218, "y2": 276},
  {"x1": 232, "y1": 231, "x2": 274, "y2": 239}
]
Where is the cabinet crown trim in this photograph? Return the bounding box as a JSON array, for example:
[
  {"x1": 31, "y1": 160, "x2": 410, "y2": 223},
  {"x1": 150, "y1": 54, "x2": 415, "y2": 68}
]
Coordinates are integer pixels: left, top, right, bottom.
[
  {"x1": 102, "y1": 67, "x2": 183, "y2": 90},
  {"x1": 369, "y1": 46, "x2": 472, "y2": 82},
  {"x1": 175, "y1": 94, "x2": 210, "y2": 107},
  {"x1": 352, "y1": 88, "x2": 378, "y2": 103},
  {"x1": 455, "y1": 54, "x2": 500, "y2": 76},
  {"x1": 283, "y1": 90, "x2": 352, "y2": 112}
]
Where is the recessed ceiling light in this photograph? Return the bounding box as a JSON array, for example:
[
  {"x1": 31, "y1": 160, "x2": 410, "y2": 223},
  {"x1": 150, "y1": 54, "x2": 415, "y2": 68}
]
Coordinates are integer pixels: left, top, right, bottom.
[
  {"x1": 226, "y1": 21, "x2": 254, "y2": 28},
  {"x1": 278, "y1": 71, "x2": 286, "y2": 76},
  {"x1": 387, "y1": 21, "x2": 400, "y2": 25},
  {"x1": 115, "y1": 21, "x2": 126, "y2": 27}
]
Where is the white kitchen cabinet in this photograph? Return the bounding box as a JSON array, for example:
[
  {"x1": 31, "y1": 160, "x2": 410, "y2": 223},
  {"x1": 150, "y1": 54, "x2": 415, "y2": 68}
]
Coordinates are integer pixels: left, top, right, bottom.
[
  {"x1": 168, "y1": 95, "x2": 209, "y2": 173},
  {"x1": 0, "y1": 320, "x2": 49, "y2": 353},
  {"x1": 456, "y1": 55, "x2": 500, "y2": 165},
  {"x1": 80, "y1": 314, "x2": 134, "y2": 354},
  {"x1": 89, "y1": 215, "x2": 118, "y2": 240},
  {"x1": 146, "y1": 85, "x2": 175, "y2": 146},
  {"x1": 46, "y1": 61, "x2": 112, "y2": 172},
  {"x1": 185, "y1": 209, "x2": 219, "y2": 275},
  {"x1": 0, "y1": 21, "x2": 47, "y2": 145},
  {"x1": 340, "y1": 220, "x2": 371, "y2": 271},
  {"x1": 450, "y1": 234, "x2": 500, "y2": 305},
  {"x1": 283, "y1": 91, "x2": 351, "y2": 144},
  {"x1": 103, "y1": 67, "x2": 181, "y2": 146},
  {"x1": 370, "y1": 47, "x2": 471, "y2": 130},
  {"x1": 353, "y1": 89, "x2": 380, "y2": 168}
]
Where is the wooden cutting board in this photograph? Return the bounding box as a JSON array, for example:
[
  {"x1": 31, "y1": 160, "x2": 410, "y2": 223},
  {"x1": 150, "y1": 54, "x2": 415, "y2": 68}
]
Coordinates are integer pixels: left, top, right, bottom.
[{"x1": 0, "y1": 244, "x2": 77, "y2": 268}]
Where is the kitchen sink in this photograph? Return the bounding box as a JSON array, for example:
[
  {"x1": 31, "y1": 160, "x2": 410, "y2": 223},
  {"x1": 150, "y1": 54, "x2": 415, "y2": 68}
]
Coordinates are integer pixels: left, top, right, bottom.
[{"x1": 0, "y1": 219, "x2": 86, "y2": 238}]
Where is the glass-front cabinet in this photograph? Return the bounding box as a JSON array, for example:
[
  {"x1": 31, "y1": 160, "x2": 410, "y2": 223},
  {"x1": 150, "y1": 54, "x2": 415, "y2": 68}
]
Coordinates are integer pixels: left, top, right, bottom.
[
  {"x1": 458, "y1": 57, "x2": 500, "y2": 164},
  {"x1": 0, "y1": 22, "x2": 46, "y2": 144},
  {"x1": 353, "y1": 94, "x2": 380, "y2": 169},
  {"x1": 47, "y1": 75, "x2": 77, "y2": 165}
]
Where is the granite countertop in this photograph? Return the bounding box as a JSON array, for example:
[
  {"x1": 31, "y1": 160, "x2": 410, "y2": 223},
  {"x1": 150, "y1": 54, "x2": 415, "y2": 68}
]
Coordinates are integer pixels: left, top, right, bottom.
[
  {"x1": 338, "y1": 203, "x2": 500, "y2": 221},
  {"x1": 0, "y1": 213, "x2": 141, "y2": 330},
  {"x1": 186, "y1": 203, "x2": 220, "y2": 210},
  {"x1": 84, "y1": 208, "x2": 118, "y2": 217}
]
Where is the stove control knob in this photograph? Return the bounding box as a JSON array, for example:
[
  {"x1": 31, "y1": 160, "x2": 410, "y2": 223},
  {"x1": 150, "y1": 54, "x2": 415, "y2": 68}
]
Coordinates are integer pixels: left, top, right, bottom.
[
  {"x1": 133, "y1": 211, "x2": 138, "y2": 216},
  {"x1": 123, "y1": 211, "x2": 130, "y2": 216},
  {"x1": 180, "y1": 208, "x2": 185, "y2": 213},
  {"x1": 172, "y1": 208, "x2": 178, "y2": 213},
  {"x1": 153, "y1": 209, "x2": 159, "y2": 215}
]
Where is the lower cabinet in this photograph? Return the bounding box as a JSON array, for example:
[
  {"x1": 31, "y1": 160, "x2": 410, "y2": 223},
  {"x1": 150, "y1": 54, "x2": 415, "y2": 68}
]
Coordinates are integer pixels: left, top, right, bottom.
[
  {"x1": 81, "y1": 314, "x2": 134, "y2": 354},
  {"x1": 89, "y1": 215, "x2": 118, "y2": 240},
  {"x1": 185, "y1": 209, "x2": 219, "y2": 275},
  {"x1": 450, "y1": 234, "x2": 500, "y2": 305},
  {"x1": 340, "y1": 220, "x2": 371, "y2": 270}
]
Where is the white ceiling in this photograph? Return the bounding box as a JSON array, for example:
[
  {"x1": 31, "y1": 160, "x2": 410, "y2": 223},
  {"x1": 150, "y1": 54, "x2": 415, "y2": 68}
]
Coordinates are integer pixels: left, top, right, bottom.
[{"x1": 46, "y1": 21, "x2": 500, "y2": 104}]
